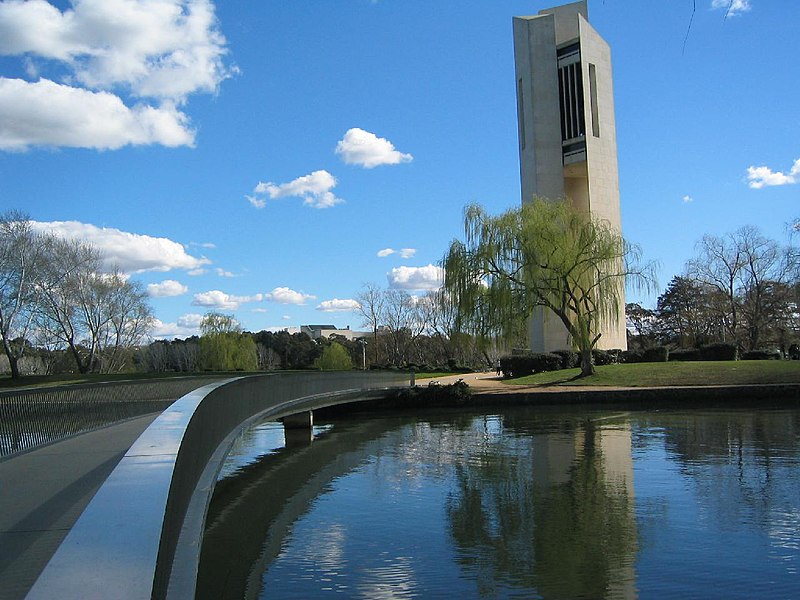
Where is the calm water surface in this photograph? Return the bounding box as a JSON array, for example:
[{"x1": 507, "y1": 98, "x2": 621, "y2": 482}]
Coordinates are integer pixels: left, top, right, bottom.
[{"x1": 199, "y1": 406, "x2": 800, "y2": 599}]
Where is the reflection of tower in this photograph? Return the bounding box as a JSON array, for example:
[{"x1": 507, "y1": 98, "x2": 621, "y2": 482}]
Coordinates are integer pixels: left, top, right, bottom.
[
  {"x1": 532, "y1": 420, "x2": 637, "y2": 600},
  {"x1": 513, "y1": 1, "x2": 627, "y2": 351}
]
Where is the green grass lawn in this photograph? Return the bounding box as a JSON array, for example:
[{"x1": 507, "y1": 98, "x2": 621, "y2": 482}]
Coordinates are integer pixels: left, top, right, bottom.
[
  {"x1": 506, "y1": 360, "x2": 800, "y2": 387},
  {"x1": 415, "y1": 371, "x2": 463, "y2": 380}
]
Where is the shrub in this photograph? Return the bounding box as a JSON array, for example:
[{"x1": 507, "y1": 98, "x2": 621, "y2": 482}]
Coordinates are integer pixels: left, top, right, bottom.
[
  {"x1": 552, "y1": 349, "x2": 578, "y2": 370},
  {"x1": 592, "y1": 349, "x2": 623, "y2": 366},
  {"x1": 499, "y1": 353, "x2": 562, "y2": 377},
  {"x1": 741, "y1": 349, "x2": 781, "y2": 360},
  {"x1": 642, "y1": 346, "x2": 669, "y2": 363},
  {"x1": 669, "y1": 348, "x2": 701, "y2": 361},
  {"x1": 393, "y1": 379, "x2": 472, "y2": 406},
  {"x1": 699, "y1": 343, "x2": 738, "y2": 361},
  {"x1": 622, "y1": 346, "x2": 668, "y2": 363},
  {"x1": 314, "y1": 342, "x2": 353, "y2": 371}
]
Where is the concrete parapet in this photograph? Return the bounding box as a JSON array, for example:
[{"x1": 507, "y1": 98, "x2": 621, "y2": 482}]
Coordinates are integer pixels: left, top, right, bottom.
[{"x1": 26, "y1": 371, "x2": 410, "y2": 600}]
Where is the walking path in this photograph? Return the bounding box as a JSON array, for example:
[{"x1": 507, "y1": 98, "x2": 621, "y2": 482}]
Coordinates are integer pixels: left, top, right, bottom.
[{"x1": 0, "y1": 414, "x2": 159, "y2": 600}]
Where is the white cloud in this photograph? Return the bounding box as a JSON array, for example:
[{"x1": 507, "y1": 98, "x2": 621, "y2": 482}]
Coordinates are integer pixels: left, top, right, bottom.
[
  {"x1": 711, "y1": 0, "x2": 751, "y2": 16},
  {"x1": 746, "y1": 159, "x2": 800, "y2": 189},
  {"x1": 32, "y1": 220, "x2": 210, "y2": 274},
  {"x1": 147, "y1": 279, "x2": 189, "y2": 297},
  {"x1": 377, "y1": 247, "x2": 416, "y2": 258},
  {"x1": 265, "y1": 287, "x2": 316, "y2": 305},
  {"x1": 150, "y1": 312, "x2": 204, "y2": 338},
  {"x1": 245, "y1": 195, "x2": 266, "y2": 209},
  {"x1": 317, "y1": 298, "x2": 361, "y2": 312},
  {"x1": 0, "y1": 78, "x2": 195, "y2": 150},
  {"x1": 335, "y1": 128, "x2": 413, "y2": 168},
  {"x1": 682, "y1": 195, "x2": 694, "y2": 203},
  {"x1": 192, "y1": 290, "x2": 263, "y2": 310},
  {"x1": 249, "y1": 170, "x2": 344, "y2": 209},
  {"x1": 215, "y1": 268, "x2": 234, "y2": 278},
  {"x1": 0, "y1": 0, "x2": 233, "y2": 151},
  {"x1": 187, "y1": 268, "x2": 207, "y2": 276},
  {"x1": 387, "y1": 264, "x2": 444, "y2": 291},
  {"x1": 0, "y1": 0, "x2": 233, "y2": 101}
]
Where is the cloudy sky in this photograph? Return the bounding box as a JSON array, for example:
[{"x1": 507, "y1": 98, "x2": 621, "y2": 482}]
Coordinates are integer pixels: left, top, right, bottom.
[{"x1": 1, "y1": 0, "x2": 797, "y2": 338}]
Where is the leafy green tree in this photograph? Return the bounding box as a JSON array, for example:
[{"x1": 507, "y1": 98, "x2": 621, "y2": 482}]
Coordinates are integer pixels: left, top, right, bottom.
[
  {"x1": 313, "y1": 341, "x2": 353, "y2": 371},
  {"x1": 198, "y1": 312, "x2": 257, "y2": 371},
  {"x1": 443, "y1": 199, "x2": 655, "y2": 377}
]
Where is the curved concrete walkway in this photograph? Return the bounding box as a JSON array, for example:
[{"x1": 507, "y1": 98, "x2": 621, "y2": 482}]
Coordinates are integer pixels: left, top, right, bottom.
[{"x1": 0, "y1": 414, "x2": 160, "y2": 600}]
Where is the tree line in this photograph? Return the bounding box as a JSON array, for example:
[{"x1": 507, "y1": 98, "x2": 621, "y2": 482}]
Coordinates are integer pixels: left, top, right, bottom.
[
  {"x1": 0, "y1": 212, "x2": 154, "y2": 378},
  {"x1": 627, "y1": 225, "x2": 799, "y2": 356}
]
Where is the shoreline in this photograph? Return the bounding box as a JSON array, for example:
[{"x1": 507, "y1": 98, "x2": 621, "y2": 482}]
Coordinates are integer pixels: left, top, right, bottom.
[{"x1": 422, "y1": 372, "x2": 800, "y2": 407}]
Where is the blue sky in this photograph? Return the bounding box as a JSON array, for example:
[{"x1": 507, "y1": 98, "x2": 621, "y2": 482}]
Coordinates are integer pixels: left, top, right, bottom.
[{"x1": 1, "y1": 0, "x2": 797, "y2": 338}]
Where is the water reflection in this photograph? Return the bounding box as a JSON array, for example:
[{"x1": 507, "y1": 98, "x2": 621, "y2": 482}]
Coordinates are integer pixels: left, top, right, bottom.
[
  {"x1": 446, "y1": 414, "x2": 637, "y2": 599},
  {"x1": 198, "y1": 407, "x2": 800, "y2": 599}
]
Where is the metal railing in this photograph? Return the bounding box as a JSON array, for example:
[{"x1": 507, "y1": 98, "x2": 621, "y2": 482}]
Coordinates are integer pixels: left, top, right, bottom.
[{"x1": 0, "y1": 377, "x2": 225, "y2": 458}]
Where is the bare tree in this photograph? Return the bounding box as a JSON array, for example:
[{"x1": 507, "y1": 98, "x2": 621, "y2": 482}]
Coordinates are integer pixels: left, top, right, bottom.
[
  {"x1": 0, "y1": 212, "x2": 45, "y2": 378},
  {"x1": 97, "y1": 272, "x2": 154, "y2": 372},
  {"x1": 355, "y1": 283, "x2": 385, "y2": 365},
  {"x1": 35, "y1": 237, "x2": 103, "y2": 373},
  {"x1": 687, "y1": 226, "x2": 797, "y2": 351}
]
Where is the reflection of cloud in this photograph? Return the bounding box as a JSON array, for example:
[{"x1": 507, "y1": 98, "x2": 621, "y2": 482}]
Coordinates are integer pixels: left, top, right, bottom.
[{"x1": 356, "y1": 556, "x2": 418, "y2": 599}]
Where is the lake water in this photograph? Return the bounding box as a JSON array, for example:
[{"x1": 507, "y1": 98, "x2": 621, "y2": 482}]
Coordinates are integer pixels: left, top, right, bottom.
[{"x1": 199, "y1": 405, "x2": 800, "y2": 599}]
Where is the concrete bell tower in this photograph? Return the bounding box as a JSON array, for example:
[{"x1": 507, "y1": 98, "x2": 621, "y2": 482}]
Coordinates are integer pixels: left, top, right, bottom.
[{"x1": 513, "y1": 0, "x2": 627, "y2": 351}]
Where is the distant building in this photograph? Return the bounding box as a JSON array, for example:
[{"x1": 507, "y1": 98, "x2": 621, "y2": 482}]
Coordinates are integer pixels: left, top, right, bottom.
[
  {"x1": 513, "y1": 0, "x2": 627, "y2": 351},
  {"x1": 300, "y1": 325, "x2": 370, "y2": 341}
]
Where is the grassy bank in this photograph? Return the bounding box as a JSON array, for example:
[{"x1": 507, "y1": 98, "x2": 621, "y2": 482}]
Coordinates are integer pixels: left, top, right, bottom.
[{"x1": 507, "y1": 360, "x2": 800, "y2": 387}]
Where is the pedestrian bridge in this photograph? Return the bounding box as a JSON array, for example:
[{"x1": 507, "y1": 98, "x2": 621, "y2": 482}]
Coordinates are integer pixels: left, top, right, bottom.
[{"x1": 23, "y1": 371, "x2": 410, "y2": 600}]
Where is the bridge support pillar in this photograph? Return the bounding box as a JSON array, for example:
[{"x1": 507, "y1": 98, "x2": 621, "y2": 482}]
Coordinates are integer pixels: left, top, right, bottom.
[
  {"x1": 282, "y1": 411, "x2": 313, "y2": 447},
  {"x1": 283, "y1": 410, "x2": 313, "y2": 429}
]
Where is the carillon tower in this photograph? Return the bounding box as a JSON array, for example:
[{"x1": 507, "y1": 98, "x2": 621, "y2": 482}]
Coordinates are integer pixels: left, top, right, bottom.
[{"x1": 513, "y1": 1, "x2": 627, "y2": 351}]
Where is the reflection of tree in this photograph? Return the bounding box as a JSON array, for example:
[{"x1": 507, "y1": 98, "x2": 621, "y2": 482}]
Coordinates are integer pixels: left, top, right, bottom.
[
  {"x1": 662, "y1": 410, "x2": 800, "y2": 530},
  {"x1": 446, "y1": 420, "x2": 638, "y2": 599}
]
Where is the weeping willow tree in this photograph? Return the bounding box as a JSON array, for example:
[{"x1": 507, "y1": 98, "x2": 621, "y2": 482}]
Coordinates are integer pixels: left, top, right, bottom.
[{"x1": 443, "y1": 199, "x2": 656, "y2": 377}]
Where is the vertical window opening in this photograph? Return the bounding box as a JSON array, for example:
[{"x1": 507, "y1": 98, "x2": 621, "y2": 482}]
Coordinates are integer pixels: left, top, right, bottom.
[
  {"x1": 517, "y1": 78, "x2": 526, "y2": 151},
  {"x1": 589, "y1": 63, "x2": 600, "y2": 138}
]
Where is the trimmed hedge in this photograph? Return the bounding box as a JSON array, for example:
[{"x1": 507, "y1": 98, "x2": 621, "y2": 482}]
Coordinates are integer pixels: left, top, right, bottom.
[
  {"x1": 741, "y1": 349, "x2": 781, "y2": 360},
  {"x1": 668, "y1": 348, "x2": 700, "y2": 361},
  {"x1": 668, "y1": 343, "x2": 738, "y2": 362},
  {"x1": 699, "y1": 343, "x2": 738, "y2": 361},
  {"x1": 623, "y1": 346, "x2": 669, "y2": 363},
  {"x1": 500, "y1": 353, "x2": 562, "y2": 377}
]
